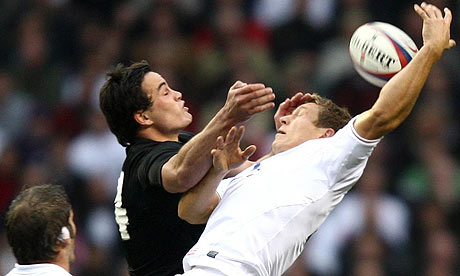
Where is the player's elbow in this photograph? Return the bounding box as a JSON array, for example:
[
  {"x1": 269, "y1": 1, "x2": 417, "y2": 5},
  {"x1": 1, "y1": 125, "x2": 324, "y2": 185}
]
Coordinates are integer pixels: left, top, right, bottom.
[
  {"x1": 368, "y1": 108, "x2": 401, "y2": 135},
  {"x1": 162, "y1": 169, "x2": 196, "y2": 194},
  {"x1": 176, "y1": 168, "x2": 197, "y2": 190}
]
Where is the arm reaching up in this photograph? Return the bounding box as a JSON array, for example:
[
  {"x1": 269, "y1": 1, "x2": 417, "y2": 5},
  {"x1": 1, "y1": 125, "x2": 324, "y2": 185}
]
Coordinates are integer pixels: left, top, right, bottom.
[
  {"x1": 178, "y1": 126, "x2": 256, "y2": 224},
  {"x1": 162, "y1": 82, "x2": 274, "y2": 193},
  {"x1": 355, "y1": 2, "x2": 455, "y2": 139}
]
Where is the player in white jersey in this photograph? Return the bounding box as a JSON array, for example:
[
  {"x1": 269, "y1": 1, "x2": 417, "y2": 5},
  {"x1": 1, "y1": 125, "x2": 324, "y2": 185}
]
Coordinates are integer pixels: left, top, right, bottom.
[
  {"x1": 178, "y1": 3, "x2": 456, "y2": 276},
  {"x1": 5, "y1": 184, "x2": 76, "y2": 276}
]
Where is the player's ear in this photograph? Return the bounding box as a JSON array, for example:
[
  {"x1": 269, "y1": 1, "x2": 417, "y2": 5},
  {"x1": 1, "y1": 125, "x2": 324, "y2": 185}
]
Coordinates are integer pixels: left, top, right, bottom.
[
  {"x1": 134, "y1": 110, "x2": 153, "y2": 126},
  {"x1": 321, "y1": 128, "x2": 335, "y2": 138},
  {"x1": 56, "y1": 226, "x2": 71, "y2": 247}
]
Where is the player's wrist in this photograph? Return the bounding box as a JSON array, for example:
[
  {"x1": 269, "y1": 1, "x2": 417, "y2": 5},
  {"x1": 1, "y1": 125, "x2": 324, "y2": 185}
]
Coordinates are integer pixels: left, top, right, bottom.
[
  {"x1": 210, "y1": 166, "x2": 229, "y2": 177},
  {"x1": 421, "y1": 42, "x2": 444, "y2": 60},
  {"x1": 215, "y1": 107, "x2": 240, "y2": 128}
]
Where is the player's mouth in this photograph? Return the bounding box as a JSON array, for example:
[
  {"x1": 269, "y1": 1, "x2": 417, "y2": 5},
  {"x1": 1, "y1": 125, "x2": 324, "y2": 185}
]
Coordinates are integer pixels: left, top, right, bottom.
[{"x1": 182, "y1": 101, "x2": 189, "y2": 112}]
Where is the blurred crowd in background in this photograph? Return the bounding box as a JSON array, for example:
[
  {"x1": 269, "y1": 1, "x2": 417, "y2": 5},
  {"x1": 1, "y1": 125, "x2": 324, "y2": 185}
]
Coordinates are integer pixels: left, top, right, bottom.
[{"x1": 0, "y1": 0, "x2": 459, "y2": 275}]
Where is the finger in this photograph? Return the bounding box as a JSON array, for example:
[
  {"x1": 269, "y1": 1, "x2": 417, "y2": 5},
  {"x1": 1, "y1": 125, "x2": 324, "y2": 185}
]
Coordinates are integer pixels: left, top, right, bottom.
[
  {"x1": 249, "y1": 92, "x2": 276, "y2": 107},
  {"x1": 448, "y1": 39, "x2": 456, "y2": 49},
  {"x1": 234, "y1": 83, "x2": 266, "y2": 95},
  {"x1": 239, "y1": 93, "x2": 276, "y2": 114},
  {"x1": 216, "y1": 136, "x2": 224, "y2": 150},
  {"x1": 290, "y1": 92, "x2": 304, "y2": 102},
  {"x1": 225, "y1": 126, "x2": 237, "y2": 144},
  {"x1": 238, "y1": 87, "x2": 274, "y2": 104},
  {"x1": 428, "y1": 3, "x2": 443, "y2": 19},
  {"x1": 247, "y1": 102, "x2": 276, "y2": 115},
  {"x1": 291, "y1": 94, "x2": 307, "y2": 105},
  {"x1": 424, "y1": 3, "x2": 438, "y2": 18},
  {"x1": 275, "y1": 103, "x2": 287, "y2": 117},
  {"x1": 444, "y1": 7, "x2": 452, "y2": 25},
  {"x1": 414, "y1": 4, "x2": 429, "y2": 20},
  {"x1": 301, "y1": 93, "x2": 314, "y2": 104},
  {"x1": 286, "y1": 94, "x2": 310, "y2": 110},
  {"x1": 295, "y1": 95, "x2": 312, "y2": 105},
  {"x1": 278, "y1": 99, "x2": 289, "y2": 109},
  {"x1": 235, "y1": 126, "x2": 245, "y2": 145},
  {"x1": 231, "y1": 80, "x2": 245, "y2": 89},
  {"x1": 278, "y1": 99, "x2": 291, "y2": 112},
  {"x1": 242, "y1": 145, "x2": 257, "y2": 160},
  {"x1": 303, "y1": 92, "x2": 313, "y2": 99}
]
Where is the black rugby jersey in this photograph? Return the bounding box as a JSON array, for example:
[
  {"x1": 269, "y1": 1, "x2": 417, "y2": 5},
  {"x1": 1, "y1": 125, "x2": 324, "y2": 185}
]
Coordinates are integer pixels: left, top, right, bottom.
[{"x1": 115, "y1": 132, "x2": 205, "y2": 276}]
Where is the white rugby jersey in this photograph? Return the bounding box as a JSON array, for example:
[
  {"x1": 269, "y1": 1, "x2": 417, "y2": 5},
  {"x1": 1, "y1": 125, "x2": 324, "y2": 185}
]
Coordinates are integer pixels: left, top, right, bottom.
[
  {"x1": 183, "y1": 117, "x2": 381, "y2": 276},
  {"x1": 6, "y1": 263, "x2": 72, "y2": 276}
]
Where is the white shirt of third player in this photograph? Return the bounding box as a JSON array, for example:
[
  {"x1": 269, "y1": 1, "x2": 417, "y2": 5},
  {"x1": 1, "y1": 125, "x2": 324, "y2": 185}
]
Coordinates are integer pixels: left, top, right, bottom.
[
  {"x1": 182, "y1": 117, "x2": 381, "y2": 276},
  {"x1": 6, "y1": 263, "x2": 72, "y2": 276}
]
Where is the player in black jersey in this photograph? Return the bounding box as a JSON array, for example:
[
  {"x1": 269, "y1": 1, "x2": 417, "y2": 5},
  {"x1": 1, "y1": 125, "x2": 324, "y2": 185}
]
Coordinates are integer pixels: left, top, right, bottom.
[{"x1": 99, "y1": 60, "x2": 275, "y2": 275}]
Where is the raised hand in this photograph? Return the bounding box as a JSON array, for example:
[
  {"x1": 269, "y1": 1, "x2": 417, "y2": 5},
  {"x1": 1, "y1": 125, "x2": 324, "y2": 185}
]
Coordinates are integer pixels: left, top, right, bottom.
[
  {"x1": 274, "y1": 92, "x2": 313, "y2": 131},
  {"x1": 414, "y1": 2, "x2": 456, "y2": 59},
  {"x1": 211, "y1": 126, "x2": 256, "y2": 173},
  {"x1": 221, "y1": 81, "x2": 275, "y2": 124}
]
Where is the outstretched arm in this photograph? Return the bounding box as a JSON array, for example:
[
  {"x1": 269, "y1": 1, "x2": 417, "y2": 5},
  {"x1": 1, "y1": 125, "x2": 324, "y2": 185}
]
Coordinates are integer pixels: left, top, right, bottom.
[
  {"x1": 178, "y1": 126, "x2": 256, "y2": 224},
  {"x1": 162, "y1": 82, "x2": 274, "y2": 193},
  {"x1": 355, "y1": 2, "x2": 456, "y2": 139}
]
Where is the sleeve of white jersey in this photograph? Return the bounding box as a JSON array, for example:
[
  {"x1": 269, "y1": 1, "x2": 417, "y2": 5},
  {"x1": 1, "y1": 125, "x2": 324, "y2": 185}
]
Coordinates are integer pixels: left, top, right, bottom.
[
  {"x1": 216, "y1": 178, "x2": 233, "y2": 199},
  {"x1": 323, "y1": 116, "x2": 382, "y2": 194}
]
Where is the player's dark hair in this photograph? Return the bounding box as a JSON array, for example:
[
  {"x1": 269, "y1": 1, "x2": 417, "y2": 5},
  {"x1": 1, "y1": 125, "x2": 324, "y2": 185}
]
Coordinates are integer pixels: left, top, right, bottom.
[
  {"x1": 99, "y1": 60, "x2": 153, "y2": 146},
  {"x1": 6, "y1": 184, "x2": 73, "y2": 264},
  {"x1": 310, "y1": 94, "x2": 352, "y2": 132}
]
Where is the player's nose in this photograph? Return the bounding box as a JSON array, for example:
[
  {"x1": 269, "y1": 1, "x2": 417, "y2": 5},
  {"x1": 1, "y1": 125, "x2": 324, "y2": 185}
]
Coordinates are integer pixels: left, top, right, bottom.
[
  {"x1": 280, "y1": 116, "x2": 289, "y2": 125},
  {"x1": 173, "y1": 90, "x2": 182, "y2": 100}
]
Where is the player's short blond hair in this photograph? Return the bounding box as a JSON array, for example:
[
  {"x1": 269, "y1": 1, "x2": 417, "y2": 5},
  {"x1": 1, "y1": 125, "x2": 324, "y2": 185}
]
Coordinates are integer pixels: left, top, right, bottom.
[{"x1": 309, "y1": 94, "x2": 352, "y2": 132}]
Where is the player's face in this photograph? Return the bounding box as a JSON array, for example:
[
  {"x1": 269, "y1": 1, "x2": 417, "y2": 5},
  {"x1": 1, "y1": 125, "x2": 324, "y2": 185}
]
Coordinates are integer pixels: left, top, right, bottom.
[
  {"x1": 141, "y1": 72, "x2": 192, "y2": 135},
  {"x1": 272, "y1": 103, "x2": 327, "y2": 154}
]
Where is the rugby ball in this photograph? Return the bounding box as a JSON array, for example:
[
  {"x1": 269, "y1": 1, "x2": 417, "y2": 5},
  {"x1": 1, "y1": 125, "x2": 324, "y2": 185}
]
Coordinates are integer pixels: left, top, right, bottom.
[{"x1": 349, "y1": 22, "x2": 418, "y2": 87}]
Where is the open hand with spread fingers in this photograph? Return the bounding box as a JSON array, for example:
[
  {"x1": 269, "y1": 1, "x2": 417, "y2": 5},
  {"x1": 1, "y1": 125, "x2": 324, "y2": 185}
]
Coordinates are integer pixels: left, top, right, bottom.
[
  {"x1": 414, "y1": 2, "x2": 456, "y2": 59},
  {"x1": 222, "y1": 81, "x2": 275, "y2": 124},
  {"x1": 211, "y1": 126, "x2": 256, "y2": 173}
]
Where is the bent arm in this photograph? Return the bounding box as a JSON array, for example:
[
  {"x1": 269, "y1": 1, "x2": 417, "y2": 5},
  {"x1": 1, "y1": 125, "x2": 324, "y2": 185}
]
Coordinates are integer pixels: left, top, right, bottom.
[
  {"x1": 355, "y1": 3, "x2": 455, "y2": 139},
  {"x1": 161, "y1": 82, "x2": 274, "y2": 193},
  {"x1": 178, "y1": 168, "x2": 224, "y2": 224},
  {"x1": 179, "y1": 126, "x2": 255, "y2": 223},
  {"x1": 161, "y1": 112, "x2": 233, "y2": 193}
]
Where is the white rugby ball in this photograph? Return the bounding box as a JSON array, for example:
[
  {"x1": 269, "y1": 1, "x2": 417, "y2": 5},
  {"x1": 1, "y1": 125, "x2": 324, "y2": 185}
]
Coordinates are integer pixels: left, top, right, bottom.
[{"x1": 349, "y1": 22, "x2": 418, "y2": 87}]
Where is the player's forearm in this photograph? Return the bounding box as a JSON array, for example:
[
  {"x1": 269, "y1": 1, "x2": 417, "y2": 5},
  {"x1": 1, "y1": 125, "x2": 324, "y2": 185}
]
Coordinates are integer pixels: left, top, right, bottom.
[
  {"x1": 357, "y1": 45, "x2": 440, "y2": 139},
  {"x1": 178, "y1": 168, "x2": 225, "y2": 224},
  {"x1": 166, "y1": 110, "x2": 235, "y2": 191}
]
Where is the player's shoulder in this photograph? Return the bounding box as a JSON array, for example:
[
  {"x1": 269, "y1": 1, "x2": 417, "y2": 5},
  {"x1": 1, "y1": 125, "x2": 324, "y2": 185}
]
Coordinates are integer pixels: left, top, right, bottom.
[{"x1": 128, "y1": 137, "x2": 160, "y2": 151}]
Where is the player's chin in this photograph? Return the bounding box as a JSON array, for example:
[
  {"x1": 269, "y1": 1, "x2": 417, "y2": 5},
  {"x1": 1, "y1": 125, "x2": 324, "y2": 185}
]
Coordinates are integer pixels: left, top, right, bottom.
[
  {"x1": 182, "y1": 114, "x2": 193, "y2": 127},
  {"x1": 185, "y1": 112, "x2": 193, "y2": 122},
  {"x1": 271, "y1": 140, "x2": 281, "y2": 154}
]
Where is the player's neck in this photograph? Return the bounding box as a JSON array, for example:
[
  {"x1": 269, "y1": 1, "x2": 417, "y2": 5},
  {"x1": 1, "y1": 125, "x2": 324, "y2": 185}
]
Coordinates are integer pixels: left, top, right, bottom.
[
  {"x1": 138, "y1": 127, "x2": 180, "y2": 142},
  {"x1": 50, "y1": 250, "x2": 71, "y2": 272}
]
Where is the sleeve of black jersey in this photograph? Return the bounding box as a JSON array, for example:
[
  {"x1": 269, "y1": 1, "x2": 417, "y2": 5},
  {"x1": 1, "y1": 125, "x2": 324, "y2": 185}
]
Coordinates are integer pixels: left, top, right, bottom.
[
  {"x1": 137, "y1": 132, "x2": 194, "y2": 191},
  {"x1": 137, "y1": 143, "x2": 181, "y2": 191}
]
